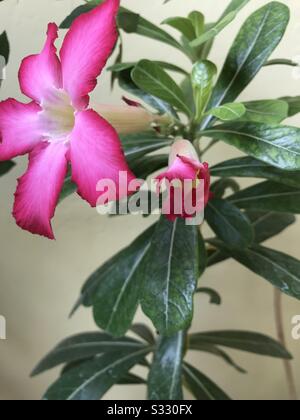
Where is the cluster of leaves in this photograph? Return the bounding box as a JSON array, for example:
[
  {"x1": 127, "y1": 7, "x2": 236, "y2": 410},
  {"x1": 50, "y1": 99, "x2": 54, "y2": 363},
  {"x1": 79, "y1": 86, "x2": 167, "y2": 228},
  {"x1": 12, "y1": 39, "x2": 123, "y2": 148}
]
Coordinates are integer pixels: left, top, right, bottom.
[{"x1": 29, "y1": 0, "x2": 300, "y2": 400}]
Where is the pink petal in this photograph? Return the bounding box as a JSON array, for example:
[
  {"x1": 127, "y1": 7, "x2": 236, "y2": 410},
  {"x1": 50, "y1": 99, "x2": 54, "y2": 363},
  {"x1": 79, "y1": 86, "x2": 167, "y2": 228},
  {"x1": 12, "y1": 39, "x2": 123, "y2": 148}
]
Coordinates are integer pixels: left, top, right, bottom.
[
  {"x1": 156, "y1": 155, "x2": 201, "y2": 183},
  {"x1": 60, "y1": 0, "x2": 120, "y2": 109},
  {"x1": 0, "y1": 99, "x2": 42, "y2": 160},
  {"x1": 18, "y1": 23, "x2": 62, "y2": 103},
  {"x1": 69, "y1": 109, "x2": 137, "y2": 207},
  {"x1": 13, "y1": 141, "x2": 68, "y2": 239},
  {"x1": 157, "y1": 156, "x2": 211, "y2": 221}
]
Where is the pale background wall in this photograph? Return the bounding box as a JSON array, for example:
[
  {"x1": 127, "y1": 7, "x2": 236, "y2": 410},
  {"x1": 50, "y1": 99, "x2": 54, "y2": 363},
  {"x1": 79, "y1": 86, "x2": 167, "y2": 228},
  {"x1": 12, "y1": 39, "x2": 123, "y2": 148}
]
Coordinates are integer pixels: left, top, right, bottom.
[{"x1": 0, "y1": 0, "x2": 299, "y2": 400}]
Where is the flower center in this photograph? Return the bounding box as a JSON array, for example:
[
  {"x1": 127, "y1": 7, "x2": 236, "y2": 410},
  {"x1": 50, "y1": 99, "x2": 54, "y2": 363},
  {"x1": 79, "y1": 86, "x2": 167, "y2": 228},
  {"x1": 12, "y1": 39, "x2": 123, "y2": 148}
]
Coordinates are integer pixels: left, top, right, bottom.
[{"x1": 39, "y1": 89, "x2": 75, "y2": 141}]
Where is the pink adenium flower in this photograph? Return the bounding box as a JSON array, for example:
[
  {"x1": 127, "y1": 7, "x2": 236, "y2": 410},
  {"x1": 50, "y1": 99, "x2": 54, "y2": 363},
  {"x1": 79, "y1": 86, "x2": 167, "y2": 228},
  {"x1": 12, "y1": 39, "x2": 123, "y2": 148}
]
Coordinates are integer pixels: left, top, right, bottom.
[
  {"x1": 157, "y1": 140, "x2": 211, "y2": 221},
  {"x1": 0, "y1": 0, "x2": 136, "y2": 239}
]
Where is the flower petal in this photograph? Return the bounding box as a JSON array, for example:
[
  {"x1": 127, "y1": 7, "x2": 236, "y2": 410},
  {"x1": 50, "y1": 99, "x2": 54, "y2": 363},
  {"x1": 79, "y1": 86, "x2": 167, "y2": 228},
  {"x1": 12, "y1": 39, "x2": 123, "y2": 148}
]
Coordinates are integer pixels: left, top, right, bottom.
[
  {"x1": 156, "y1": 156, "x2": 201, "y2": 183},
  {"x1": 0, "y1": 99, "x2": 42, "y2": 160},
  {"x1": 18, "y1": 23, "x2": 62, "y2": 103},
  {"x1": 13, "y1": 141, "x2": 68, "y2": 239},
  {"x1": 60, "y1": 0, "x2": 120, "y2": 109},
  {"x1": 69, "y1": 109, "x2": 136, "y2": 207}
]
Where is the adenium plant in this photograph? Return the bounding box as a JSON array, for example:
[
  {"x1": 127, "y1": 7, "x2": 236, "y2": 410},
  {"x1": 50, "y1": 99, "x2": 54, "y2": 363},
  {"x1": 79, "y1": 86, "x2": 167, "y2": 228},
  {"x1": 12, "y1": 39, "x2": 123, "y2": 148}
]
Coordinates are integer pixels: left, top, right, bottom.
[{"x1": 0, "y1": 0, "x2": 299, "y2": 400}]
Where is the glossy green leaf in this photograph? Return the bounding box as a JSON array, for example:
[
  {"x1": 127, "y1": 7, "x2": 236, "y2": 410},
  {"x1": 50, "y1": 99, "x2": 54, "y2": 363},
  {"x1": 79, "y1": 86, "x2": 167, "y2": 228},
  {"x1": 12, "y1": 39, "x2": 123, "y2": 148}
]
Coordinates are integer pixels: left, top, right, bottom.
[
  {"x1": 191, "y1": 60, "x2": 217, "y2": 121},
  {"x1": 141, "y1": 217, "x2": 199, "y2": 335},
  {"x1": 0, "y1": 31, "x2": 9, "y2": 64},
  {"x1": 207, "y1": 103, "x2": 246, "y2": 121},
  {"x1": 121, "y1": 132, "x2": 172, "y2": 161},
  {"x1": 148, "y1": 332, "x2": 184, "y2": 400},
  {"x1": 118, "y1": 67, "x2": 178, "y2": 116},
  {"x1": 246, "y1": 211, "x2": 296, "y2": 243},
  {"x1": 32, "y1": 332, "x2": 145, "y2": 376},
  {"x1": 188, "y1": 11, "x2": 205, "y2": 38},
  {"x1": 281, "y1": 96, "x2": 300, "y2": 117},
  {"x1": 189, "y1": 330, "x2": 292, "y2": 358},
  {"x1": 89, "y1": 225, "x2": 154, "y2": 336},
  {"x1": 120, "y1": 8, "x2": 183, "y2": 52},
  {"x1": 183, "y1": 362, "x2": 231, "y2": 400},
  {"x1": 108, "y1": 61, "x2": 188, "y2": 76},
  {"x1": 206, "y1": 198, "x2": 254, "y2": 248},
  {"x1": 190, "y1": 0, "x2": 249, "y2": 49},
  {"x1": 188, "y1": 342, "x2": 246, "y2": 373},
  {"x1": 132, "y1": 60, "x2": 191, "y2": 116},
  {"x1": 203, "y1": 122, "x2": 300, "y2": 170},
  {"x1": 43, "y1": 347, "x2": 152, "y2": 400},
  {"x1": 219, "y1": 0, "x2": 250, "y2": 19},
  {"x1": 0, "y1": 160, "x2": 15, "y2": 177},
  {"x1": 208, "y1": 211, "x2": 296, "y2": 267},
  {"x1": 265, "y1": 58, "x2": 298, "y2": 67},
  {"x1": 129, "y1": 154, "x2": 168, "y2": 180},
  {"x1": 210, "y1": 239, "x2": 300, "y2": 301},
  {"x1": 240, "y1": 100, "x2": 288, "y2": 123},
  {"x1": 229, "y1": 181, "x2": 300, "y2": 213},
  {"x1": 196, "y1": 288, "x2": 221, "y2": 305},
  {"x1": 211, "y1": 156, "x2": 300, "y2": 188},
  {"x1": 201, "y1": 2, "x2": 290, "y2": 129},
  {"x1": 162, "y1": 17, "x2": 196, "y2": 41}
]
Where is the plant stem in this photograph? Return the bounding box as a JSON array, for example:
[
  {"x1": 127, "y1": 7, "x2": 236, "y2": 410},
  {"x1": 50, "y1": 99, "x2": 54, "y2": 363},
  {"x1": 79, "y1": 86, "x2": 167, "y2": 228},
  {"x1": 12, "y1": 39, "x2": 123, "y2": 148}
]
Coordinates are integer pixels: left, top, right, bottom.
[{"x1": 274, "y1": 288, "x2": 298, "y2": 400}]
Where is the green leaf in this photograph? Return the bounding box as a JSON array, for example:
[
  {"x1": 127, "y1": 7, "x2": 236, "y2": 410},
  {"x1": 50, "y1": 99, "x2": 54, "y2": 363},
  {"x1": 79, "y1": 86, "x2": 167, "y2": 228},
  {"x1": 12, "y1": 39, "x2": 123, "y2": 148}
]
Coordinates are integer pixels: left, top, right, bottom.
[
  {"x1": 191, "y1": 60, "x2": 217, "y2": 121},
  {"x1": 265, "y1": 58, "x2": 298, "y2": 67},
  {"x1": 118, "y1": 68, "x2": 178, "y2": 116},
  {"x1": 203, "y1": 122, "x2": 300, "y2": 170},
  {"x1": 0, "y1": 31, "x2": 9, "y2": 64},
  {"x1": 281, "y1": 96, "x2": 300, "y2": 117},
  {"x1": 229, "y1": 181, "x2": 300, "y2": 214},
  {"x1": 247, "y1": 211, "x2": 296, "y2": 243},
  {"x1": 188, "y1": 11, "x2": 205, "y2": 38},
  {"x1": 183, "y1": 362, "x2": 231, "y2": 400},
  {"x1": 210, "y1": 239, "x2": 300, "y2": 301},
  {"x1": 198, "y1": 230, "x2": 207, "y2": 278},
  {"x1": 148, "y1": 332, "x2": 184, "y2": 400},
  {"x1": 189, "y1": 330, "x2": 292, "y2": 358},
  {"x1": 141, "y1": 217, "x2": 199, "y2": 335},
  {"x1": 121, "y1": 132, "x2": 172, "y2": 161},
  {"x1": 108, "y1": 61, "x2": 188, "y2": 76},
  {"x1": 201, "y1": 2, "x2": 290, "y2": 129},
  {"x1": 207, "y1": 103, "x2": 246, "y2": 121},
  {"x1": 207, "y1": 211, "x2": 296, "y2": 267},
  {"x1": 43, "y1": 347, "x2": 152, "y2": 400},
  {"x1": 32, "y1": 332, "x2": 145, "y2": 376},
  {"x1": 211, "y1": 156, "x2": 300, "y2": 189},
  {"x1": 190, "y1": 0, "x2": 249, "y2": 49},
  {"x1": 129, "y1": 154, "x2": 168, "y2": 180},
  {"x1": 219, "y1": 0, "x2": 250, "y2": 19},
  {"x1": 0, "y1": 160, "x2": 15, "y2": 176},
  {"x1": 162, "y1": 17, "x2": 196, "y2": 41},
  {"x1": 196, "y1": 288, "x2": 222, "y2": 305},
  {"x1": 132, "y1": 60, "x2": 192, "y2": 116},
  {"x1": 130, "y1": 324, "x2": 156, "y2": 345},
  {"x1": 88, "y1": 225, "x2": 155, "y2": 337},
  {"x1": 240, "y1": 100, "x2": 288, "y2": 123},
  {"x1": 120, "y1": 8, "x2": 183, "y2": 52},
  {"x1": 188, "y1": 342, "x2": 246, "y2": 373},
  {"x1": 206, "y1": 199, "x2": 254, "y2": 248}
]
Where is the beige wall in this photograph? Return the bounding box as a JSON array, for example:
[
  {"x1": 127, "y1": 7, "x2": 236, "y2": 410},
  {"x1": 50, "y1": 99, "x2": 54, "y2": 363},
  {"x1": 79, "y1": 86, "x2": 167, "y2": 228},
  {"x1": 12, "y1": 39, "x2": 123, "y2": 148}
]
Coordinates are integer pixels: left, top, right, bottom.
[{"x1": 0, "y1": 0, "x2": 299, "y2": 400}]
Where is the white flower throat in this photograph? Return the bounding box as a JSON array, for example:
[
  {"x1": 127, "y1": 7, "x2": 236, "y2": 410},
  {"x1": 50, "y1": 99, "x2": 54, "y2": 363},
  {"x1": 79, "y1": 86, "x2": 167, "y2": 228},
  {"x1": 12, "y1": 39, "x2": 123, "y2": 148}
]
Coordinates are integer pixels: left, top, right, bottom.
[{"x1": 39, "y1": 89, "x2": 76, "y2": 141}]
